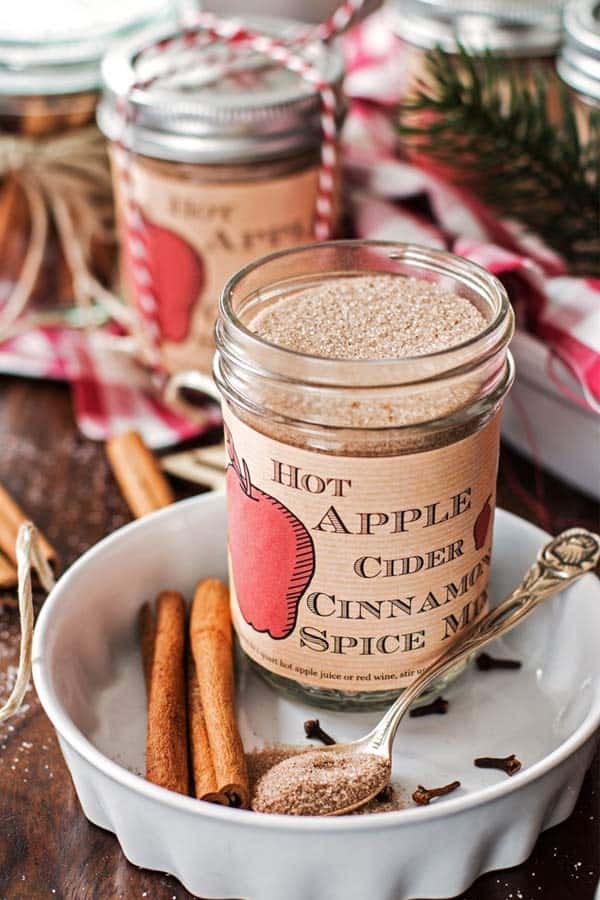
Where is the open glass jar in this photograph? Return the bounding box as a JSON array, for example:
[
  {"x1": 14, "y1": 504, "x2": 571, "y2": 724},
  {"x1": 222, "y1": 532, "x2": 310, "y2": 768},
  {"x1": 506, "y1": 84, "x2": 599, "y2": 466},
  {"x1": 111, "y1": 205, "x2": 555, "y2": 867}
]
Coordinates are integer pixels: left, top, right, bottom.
[
  {"x1": 98, "y1": 19, "x2": 344, "y2": 376},
  {"x1": 0, "y1": 0, "x2": 173, "y2": 315},
  {"x1": 214, "y1": 241, "x2": 514, "y2": 710}
]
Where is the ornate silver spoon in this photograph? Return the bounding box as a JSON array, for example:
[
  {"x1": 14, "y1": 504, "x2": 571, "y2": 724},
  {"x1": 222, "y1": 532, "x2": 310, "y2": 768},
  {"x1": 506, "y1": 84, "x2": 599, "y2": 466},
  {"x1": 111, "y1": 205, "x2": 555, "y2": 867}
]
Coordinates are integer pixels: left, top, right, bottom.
[{"x1": 252, "y1": 528, "x2": 600, "y2": 816}]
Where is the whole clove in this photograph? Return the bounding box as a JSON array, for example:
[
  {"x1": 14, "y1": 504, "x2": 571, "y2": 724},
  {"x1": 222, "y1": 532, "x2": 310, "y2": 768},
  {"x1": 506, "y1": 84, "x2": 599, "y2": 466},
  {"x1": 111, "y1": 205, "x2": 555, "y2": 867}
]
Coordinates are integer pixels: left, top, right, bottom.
[
  {"x1": 304, "y1": 719, "x2": 336, "y2": 746},
  {"x1": 476, "y1": 652, "x2": 522, "y2": 671},
  {"x1": 409, "y1": 696, "x2": 449, "y2": 718},
  {"x1": 412, "y1": 780, "x2": 461, "y2": 806},
  {"x1": 375, "y1": 784, "x2": 394, "y2": 802},
  {"x1": 474, "y1": 754, "x2": 522, "y2": 776}
]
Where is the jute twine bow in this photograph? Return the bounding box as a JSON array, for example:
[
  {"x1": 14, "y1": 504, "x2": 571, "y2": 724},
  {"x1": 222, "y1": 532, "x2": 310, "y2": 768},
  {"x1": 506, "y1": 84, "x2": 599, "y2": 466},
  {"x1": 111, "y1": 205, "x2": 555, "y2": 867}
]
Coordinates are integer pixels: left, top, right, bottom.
[
  {"x1": 0, "y1": 125, "x2": 133, "y2": 343},
  {"x1": 0, "y1": 524, "x2": 55, "y2": 724}
]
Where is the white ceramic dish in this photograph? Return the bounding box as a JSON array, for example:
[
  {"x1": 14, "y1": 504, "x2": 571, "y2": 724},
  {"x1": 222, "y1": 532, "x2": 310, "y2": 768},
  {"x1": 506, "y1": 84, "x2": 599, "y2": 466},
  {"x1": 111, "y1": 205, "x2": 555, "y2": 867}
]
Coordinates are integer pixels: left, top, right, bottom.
[
  {"x1": 33, "y1": 495, "x2": 600, "y2": 900},
  {"x1": 502, "y1": 331, "x2": 600, "y2": 500}
]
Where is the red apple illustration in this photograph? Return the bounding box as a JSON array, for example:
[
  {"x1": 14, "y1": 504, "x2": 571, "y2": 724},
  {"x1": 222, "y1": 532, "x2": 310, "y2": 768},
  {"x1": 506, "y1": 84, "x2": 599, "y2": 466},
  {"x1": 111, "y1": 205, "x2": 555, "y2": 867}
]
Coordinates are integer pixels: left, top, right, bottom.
[
  {"x1": 141, "y1": 217, "x2": 205, "y2": 342},
  {"x1": 473, "y1": 495, "x2": 493, "y2": 551},
  {"x1": 225, "y1": 430, "x2": 315, "y2": 639}
]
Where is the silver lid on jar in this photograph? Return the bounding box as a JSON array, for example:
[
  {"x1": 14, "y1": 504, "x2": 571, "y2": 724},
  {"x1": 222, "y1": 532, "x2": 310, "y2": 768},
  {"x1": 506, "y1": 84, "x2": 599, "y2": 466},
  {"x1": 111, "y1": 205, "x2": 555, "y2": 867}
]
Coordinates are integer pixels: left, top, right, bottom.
[
  {"x1": 97, "y1": 17, "x2": 345, "y2": 165},
  {"x1": 390, "y1": 0, "x2": 563, "y2": 56},
  {"x1": 557, "y1": 0, "x2": 600, "y2": 103},
  {"x1": 182, "y1": 0, "x2": 382, "y2": 26},
  {"x1": 0, "y1": 0, "x2": 174, "y2": 96}
]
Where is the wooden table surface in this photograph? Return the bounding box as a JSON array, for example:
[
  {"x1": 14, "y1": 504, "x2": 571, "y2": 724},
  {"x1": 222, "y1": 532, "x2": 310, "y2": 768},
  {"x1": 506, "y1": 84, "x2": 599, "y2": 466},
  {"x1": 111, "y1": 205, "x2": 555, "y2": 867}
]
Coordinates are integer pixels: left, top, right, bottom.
[{"x1": 0, "y1": 374, "x2": 598, "y2": 900}]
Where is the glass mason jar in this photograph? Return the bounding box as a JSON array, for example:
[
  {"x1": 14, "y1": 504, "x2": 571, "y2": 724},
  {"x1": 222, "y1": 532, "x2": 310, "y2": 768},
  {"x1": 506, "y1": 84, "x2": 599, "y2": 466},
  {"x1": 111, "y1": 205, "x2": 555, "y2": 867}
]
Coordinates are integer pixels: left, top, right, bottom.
[
  {"x1": 214, "y1": 240, "x2": 515, "y2": 710},
  {"x1": 0, "y1": 1, "x2": 173, "y2": 315},
  {"x1": 389, "y1": 0, "x2": 564, "y2": 139},
  {"x1": 557, "y1": 0, "x2": 600, "y2": 144},
  {"x1": 98, "y1": 19, "x2": 344, "y2": 376}
]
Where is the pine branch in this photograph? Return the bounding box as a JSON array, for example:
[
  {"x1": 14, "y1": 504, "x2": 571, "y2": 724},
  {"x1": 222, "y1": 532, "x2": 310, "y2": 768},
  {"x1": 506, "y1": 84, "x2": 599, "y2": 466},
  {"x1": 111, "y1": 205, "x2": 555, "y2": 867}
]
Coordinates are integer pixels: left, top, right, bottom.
[{"x1": 400, "y1": 47, "x2": 600, "y2": 273}]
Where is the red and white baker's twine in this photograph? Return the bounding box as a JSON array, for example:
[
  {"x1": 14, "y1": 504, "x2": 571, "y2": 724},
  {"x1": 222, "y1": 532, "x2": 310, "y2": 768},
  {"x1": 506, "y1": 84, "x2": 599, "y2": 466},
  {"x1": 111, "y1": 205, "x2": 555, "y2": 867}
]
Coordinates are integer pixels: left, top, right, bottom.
[
  {"x1": 115, "y1": 4, "x2": 364, "y2": 365},
  {"x1": 307, "y1": 0, "x2": 367, "y2": 42}
]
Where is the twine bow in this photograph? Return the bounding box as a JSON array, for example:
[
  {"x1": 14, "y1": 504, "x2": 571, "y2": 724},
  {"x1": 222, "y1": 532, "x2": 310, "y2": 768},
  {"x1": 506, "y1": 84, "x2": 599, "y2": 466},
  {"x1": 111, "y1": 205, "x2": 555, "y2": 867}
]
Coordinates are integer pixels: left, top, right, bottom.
[{"x1": 0, "y1": 125, "x2": 132, "y2": 342}]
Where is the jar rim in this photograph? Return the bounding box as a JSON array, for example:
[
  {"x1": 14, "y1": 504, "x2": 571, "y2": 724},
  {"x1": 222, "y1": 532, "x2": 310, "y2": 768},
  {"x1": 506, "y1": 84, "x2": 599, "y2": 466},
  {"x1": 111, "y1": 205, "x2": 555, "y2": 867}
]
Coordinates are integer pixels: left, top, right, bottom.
[
  {"x1": 216, "y1": 239, "x2": 514, "y2": 390},
  {"x1": 389, "y1": 0, "x2": 562, "y2": 56}
]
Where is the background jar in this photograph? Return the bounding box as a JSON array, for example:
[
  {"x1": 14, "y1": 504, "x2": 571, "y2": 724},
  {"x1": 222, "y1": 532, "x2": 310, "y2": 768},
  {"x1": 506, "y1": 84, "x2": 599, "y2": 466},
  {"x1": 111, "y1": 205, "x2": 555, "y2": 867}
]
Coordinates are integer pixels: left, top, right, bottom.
[
  {"x1": 389, "y1": 0, "x2": 564, "y2": 128},
  {"x1": 98, "y1": 20, "x2": 345, "y2": 376},
  {"x1": 0, "y1": 0, "x2": 173, "y2": 314},
  {"x1": 214, "y1": 240, "x2": 515, "y2": 710},
  {"x1": 557, "y1": 0, "x2": 600, "y2": 144}
]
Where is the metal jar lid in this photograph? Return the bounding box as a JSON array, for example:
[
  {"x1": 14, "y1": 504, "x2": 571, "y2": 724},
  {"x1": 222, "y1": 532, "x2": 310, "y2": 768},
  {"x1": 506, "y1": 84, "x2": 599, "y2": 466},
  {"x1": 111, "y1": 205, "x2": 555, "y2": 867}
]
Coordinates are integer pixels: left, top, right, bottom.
[
  {"x1": 0, "y1": 0, "x2": 174, "y2": 97},
  {"x1": 390, "y1": 0, "x2": 564, "y2": 56},
  {"x1": 181, "y1": 0, "x2": 382, "y2": 25},
  {"x1": 557, "y1": 0, "x2": 600, "y2": 103},
  {"x1": 97, "y1": 17, "x2": 345, "y2": 165}
]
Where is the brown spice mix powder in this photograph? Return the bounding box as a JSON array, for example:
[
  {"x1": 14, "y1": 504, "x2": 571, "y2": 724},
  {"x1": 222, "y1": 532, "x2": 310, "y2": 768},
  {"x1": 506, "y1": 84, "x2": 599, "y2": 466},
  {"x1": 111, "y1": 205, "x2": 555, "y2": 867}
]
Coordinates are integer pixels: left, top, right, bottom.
[
  {"x1": 248, "y1": 746, "x2": 394, "y2": 816},
  {"x1": 250, "y1": 275, "x2": 487, "y2": 360},
  {"x1": 241, "y1": 274, "x2": 492, "y2": 443}
]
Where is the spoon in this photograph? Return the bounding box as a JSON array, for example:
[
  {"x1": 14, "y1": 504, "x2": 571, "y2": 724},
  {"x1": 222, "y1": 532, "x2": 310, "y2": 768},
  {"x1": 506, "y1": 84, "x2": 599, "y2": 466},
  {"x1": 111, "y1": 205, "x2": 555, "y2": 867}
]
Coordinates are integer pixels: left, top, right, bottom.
[{"x1": 254, "y1": 527, "x2": 600, "y2": 816}]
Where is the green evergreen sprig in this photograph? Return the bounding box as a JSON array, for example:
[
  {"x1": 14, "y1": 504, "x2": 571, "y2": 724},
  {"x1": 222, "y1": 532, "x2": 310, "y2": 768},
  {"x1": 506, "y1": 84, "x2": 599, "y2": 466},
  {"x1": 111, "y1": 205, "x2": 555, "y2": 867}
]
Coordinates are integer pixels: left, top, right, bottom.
[{"x1": 400, "y1": 47, "x2": 600, "y2": 273}]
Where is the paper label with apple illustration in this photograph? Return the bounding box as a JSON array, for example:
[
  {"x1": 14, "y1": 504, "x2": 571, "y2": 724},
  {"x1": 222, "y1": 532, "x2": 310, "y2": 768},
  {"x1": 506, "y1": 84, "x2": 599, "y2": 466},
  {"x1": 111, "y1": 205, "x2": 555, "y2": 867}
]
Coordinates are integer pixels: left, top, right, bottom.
[
  {"x1": 223, "y1": 405, "x2": 502, "y2": 692},
  {"x1": 116, "y1": 154, "x2": 322, "y2": 374}
]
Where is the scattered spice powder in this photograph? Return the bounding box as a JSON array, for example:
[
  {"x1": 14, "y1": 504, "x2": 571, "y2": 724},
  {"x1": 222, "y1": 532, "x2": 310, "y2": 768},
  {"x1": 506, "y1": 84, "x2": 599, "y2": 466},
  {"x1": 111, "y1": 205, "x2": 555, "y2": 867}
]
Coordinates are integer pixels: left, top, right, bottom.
[
  {"x1": 250, "y1": 275, "x2": 487, "y2": 360},
  {"x1": 249, "y1": 747, "x2": 392, "y2": 816}
]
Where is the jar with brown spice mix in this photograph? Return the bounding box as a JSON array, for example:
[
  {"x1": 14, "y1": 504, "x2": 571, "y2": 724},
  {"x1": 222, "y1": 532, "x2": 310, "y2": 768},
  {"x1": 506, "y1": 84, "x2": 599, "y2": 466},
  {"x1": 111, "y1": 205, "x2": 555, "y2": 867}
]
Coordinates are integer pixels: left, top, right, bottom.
[
  {"x1": 98, "y1": 19, "x2": 344, "y2": 376},
  {"x1": 214, "y1": 241, "x2": 514, "y2": 710},
  {"x1": 0, "y1": 0, "x2": 173, "y2": 320}
]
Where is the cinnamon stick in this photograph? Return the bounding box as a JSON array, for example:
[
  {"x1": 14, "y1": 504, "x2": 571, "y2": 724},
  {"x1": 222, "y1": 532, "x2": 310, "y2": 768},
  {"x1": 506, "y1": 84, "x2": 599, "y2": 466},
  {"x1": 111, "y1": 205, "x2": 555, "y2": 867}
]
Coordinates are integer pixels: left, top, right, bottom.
[
  {"x1": 0, "y1": 177, "x2": 20, "y2": 259},
  {"x1": 146, "y1": 591, "x2": 189, "y2": 795},
  {"x1": 138, "y1": 602, "x2": 156, "y2": 696},
  {"x1": 0, "y1": 551, "x2": 17, "y2": 590},
  {"x1": 190, "y1": 579, "x2": 249, "y2": 808},
  {"x1": 0, "y1": 482, "x2": 56, "y2": 567},
  {"x1": 20, "y1": 96, "x2": 58, "y2": 137},
  {"x1": 106, "y1": 431, "x2": 175, "y2": 519},
  {"x1": 187, "y1": 656, "x2": 227, "y2": 804}
]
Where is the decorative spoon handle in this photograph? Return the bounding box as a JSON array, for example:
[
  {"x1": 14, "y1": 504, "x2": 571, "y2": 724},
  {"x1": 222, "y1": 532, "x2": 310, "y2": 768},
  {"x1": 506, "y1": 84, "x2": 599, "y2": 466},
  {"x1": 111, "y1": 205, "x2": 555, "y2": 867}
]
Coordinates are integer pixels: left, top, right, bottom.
[{"x1": 366, "y1": 528, "x2": 600, "y2": 755}]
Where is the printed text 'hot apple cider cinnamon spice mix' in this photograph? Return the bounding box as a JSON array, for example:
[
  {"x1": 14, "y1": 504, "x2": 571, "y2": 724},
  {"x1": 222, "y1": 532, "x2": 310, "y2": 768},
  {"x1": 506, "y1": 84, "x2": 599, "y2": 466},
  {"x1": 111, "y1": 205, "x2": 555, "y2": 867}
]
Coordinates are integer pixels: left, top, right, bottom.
[
  {"x1": 214, "y1": 241, "x2": 514, "y2": 710},
  {"x1": 98, "y1": 18, "x2": 343, "y2": 375}
]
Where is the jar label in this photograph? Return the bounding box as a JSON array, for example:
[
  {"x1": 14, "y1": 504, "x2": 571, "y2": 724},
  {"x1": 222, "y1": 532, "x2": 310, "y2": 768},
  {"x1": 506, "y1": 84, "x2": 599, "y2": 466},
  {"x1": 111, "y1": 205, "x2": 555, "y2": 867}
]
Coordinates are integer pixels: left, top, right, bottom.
[
  {"x1": 223, "y1": 405, "x2": 501, "y2": 692},
  {"x1": 117, "y1": 156, "x2": 322, "y2": 373}
]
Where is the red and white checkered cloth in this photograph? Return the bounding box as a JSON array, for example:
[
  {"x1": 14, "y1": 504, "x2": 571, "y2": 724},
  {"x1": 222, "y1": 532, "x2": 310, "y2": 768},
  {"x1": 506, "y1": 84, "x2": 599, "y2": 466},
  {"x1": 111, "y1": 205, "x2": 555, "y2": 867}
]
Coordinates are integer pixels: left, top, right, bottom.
[
  {"x1": 0, "y1": 326, "x2": 218, "y2": 448},
  {"x1": 343, "y1": 12, "x2": 600, "y2": 412},
  {"x1": 0, "y1": 9, "x2": 597, "y2": 448}
]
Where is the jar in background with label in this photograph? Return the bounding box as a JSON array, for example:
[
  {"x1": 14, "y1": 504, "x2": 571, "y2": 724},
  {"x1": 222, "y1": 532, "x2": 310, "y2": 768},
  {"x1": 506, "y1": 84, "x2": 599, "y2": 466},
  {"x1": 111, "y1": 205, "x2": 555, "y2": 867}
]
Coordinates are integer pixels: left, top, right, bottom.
[
  {"x1": 98, "y1": 20, "x2": 344, "y2": 376},
  {"x1": 557, "y1": 0, "x2": 600, "y2": 143},
  {"x1": 0, "y1": 0, "x2": 173, "y2": 315},
  {"x1": 214, "y1": 240, "x2": 514, "y2": 710},
  {"x1": 389, "y1": 0, "x2": 564, "y2": 128}
]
